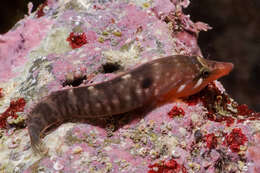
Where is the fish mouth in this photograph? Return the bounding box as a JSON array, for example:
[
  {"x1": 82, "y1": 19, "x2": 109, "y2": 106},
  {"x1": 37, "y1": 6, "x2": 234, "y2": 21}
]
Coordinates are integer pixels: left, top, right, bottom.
[
  {"x1": 214, "y1": 62, "x2": 234, "y2": 77},
  {"x1": 204, "y1": 61, "x2": 234, "y2": 83}
]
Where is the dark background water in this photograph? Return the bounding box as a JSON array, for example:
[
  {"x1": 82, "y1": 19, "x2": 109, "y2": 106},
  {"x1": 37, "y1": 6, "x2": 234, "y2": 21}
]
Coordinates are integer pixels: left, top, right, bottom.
[
  {"x1": 1, "y1": 0, "x2": 259, "y2": 111},
  {"x1": 184, "y1": 0, "x2": 260, "y2": 111}
]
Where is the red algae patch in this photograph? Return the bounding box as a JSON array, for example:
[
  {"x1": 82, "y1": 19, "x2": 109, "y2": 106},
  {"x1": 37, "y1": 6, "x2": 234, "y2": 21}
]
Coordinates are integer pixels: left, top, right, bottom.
[
  {"x1": 185, "y1": 82, "x2": 259, "y2": 126},
  {"x1": 0, "y1": 88, "x2": 3, "y2": 98},
  {"x1": 224, "y1": 128, "x2": 247, "y2": 153},
  {"x1": 36, "y1": 1, "x2": 48, "y2": 18},
  {"x1": 0, "y1": 98, "x2": 26, "y2": 128},
  {"x1": 168, "y1": 106, "x2": 185, "y2": 118},
  {"x1": 185, "y1": 82, "x2": 228, "y2": 112},
  {"x1": 204, "y1": 133, "x2": 218, "y2": 149},
  {"x1": 237, "y1": 104, "x2": 254, "y2": 116},
  {"x1": 236, "y1": 104, "x2": 260, "y2": 123},
  {"x1": 148, "y1": 159, "x2": 187, "y2": 173},
  {"x1": 206, "y1": 112, "x2": 235, "y2": 127},
  {"x1": 66, "y1": 32, "x2": 87, "y2": 49}
]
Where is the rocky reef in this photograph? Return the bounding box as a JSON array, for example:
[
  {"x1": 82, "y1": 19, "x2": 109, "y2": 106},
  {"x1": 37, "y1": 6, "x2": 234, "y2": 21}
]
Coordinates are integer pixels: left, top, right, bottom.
[{"x1": 0, "y1": 0, "x2": 259, "y2": 172}]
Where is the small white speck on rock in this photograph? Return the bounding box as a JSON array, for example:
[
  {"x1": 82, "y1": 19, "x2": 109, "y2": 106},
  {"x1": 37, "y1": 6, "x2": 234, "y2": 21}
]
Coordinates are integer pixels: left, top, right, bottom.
[
  {"x1": 53, "y1": 161, "x2": 64, "y2": 171},
  {"x1": 171, "y1": 149, "x2": 181, "y2": 158},
  {"x1": 8, "y1": 138, "x2": 20, "y2": 149}
]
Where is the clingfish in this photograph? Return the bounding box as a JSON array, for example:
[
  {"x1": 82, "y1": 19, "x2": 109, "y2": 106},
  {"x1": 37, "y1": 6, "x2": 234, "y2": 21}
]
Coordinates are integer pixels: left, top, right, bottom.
[{"x1": 27, "y1": 55, "x2": 233, "y2": 153}]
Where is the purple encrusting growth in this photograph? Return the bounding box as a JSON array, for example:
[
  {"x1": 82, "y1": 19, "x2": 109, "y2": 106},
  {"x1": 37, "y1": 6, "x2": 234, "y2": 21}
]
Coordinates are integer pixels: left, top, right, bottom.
[
  {"x1": 0, "y1": 0, "x2": 259, "y2": 173},
  {"x1": 0, "y1": 18, "x2": 52, "y2": 82}
]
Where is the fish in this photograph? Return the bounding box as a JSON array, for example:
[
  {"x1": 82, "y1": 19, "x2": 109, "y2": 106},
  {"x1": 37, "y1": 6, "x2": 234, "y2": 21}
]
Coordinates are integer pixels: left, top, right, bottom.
[{"x1": 27, "y1": 55, "x2": 233, "y2": 153}]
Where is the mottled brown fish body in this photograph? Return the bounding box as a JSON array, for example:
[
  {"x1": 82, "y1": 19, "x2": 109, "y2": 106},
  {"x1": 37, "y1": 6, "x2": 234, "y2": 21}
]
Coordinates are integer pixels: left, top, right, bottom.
[
  {"x1": 27, "y1": 55, "x2": 233, "y2": 153},
  {"x1": 69, "y1": 56, "x2": 192, "y2": 117}
]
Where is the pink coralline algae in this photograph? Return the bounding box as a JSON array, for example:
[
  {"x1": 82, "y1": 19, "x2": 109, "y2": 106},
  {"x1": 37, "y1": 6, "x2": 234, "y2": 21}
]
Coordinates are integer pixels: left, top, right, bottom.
[
  {"x1": 224, "y1": 128, "x2": 248, "y2": 153},
  {"x1": 0, "y1": 98, "x2": 26, "y2": 128},
  {"x1": 0, "y1": 0, "x2": 259, "y2": 172},
  {"x1": 247, "y1": 133, "x2": 260, "y2": 172},
  {"x1": 66, "y1": 32, "x2": 88, "y2": 49},
  {"x1": 148, "y1": 159, "x2": 187, "y2": 173},
  {"x1": 0, "y1": 17, "x2": 52, "y2": 82}
]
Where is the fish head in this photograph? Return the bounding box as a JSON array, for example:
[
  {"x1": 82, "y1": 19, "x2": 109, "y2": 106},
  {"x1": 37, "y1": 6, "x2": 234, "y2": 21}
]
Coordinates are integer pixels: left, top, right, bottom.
[
  {"x1": 155, "y1": 55, "x2": 234, "y2": 100},
  {"x1": 188, "y1": 56, "x2": 234, "y2": 94},
  {"x1": 171, "y1": 56, "x2": 234, "y2": 98},
  {"x1": 196, "y1": 56, "x2": 233, "y2": 83}
]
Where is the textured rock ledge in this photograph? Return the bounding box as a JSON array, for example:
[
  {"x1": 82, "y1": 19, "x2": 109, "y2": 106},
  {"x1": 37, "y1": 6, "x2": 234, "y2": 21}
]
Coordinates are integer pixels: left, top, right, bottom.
[{"x1": 0, "y1": 0, "x2": 259, "y2": 172}]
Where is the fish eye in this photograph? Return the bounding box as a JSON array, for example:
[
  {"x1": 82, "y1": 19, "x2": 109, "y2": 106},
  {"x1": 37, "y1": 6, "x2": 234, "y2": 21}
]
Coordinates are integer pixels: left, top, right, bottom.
[{"x1": 201, "y1": 69, "x2": 210, "y2": 79}]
